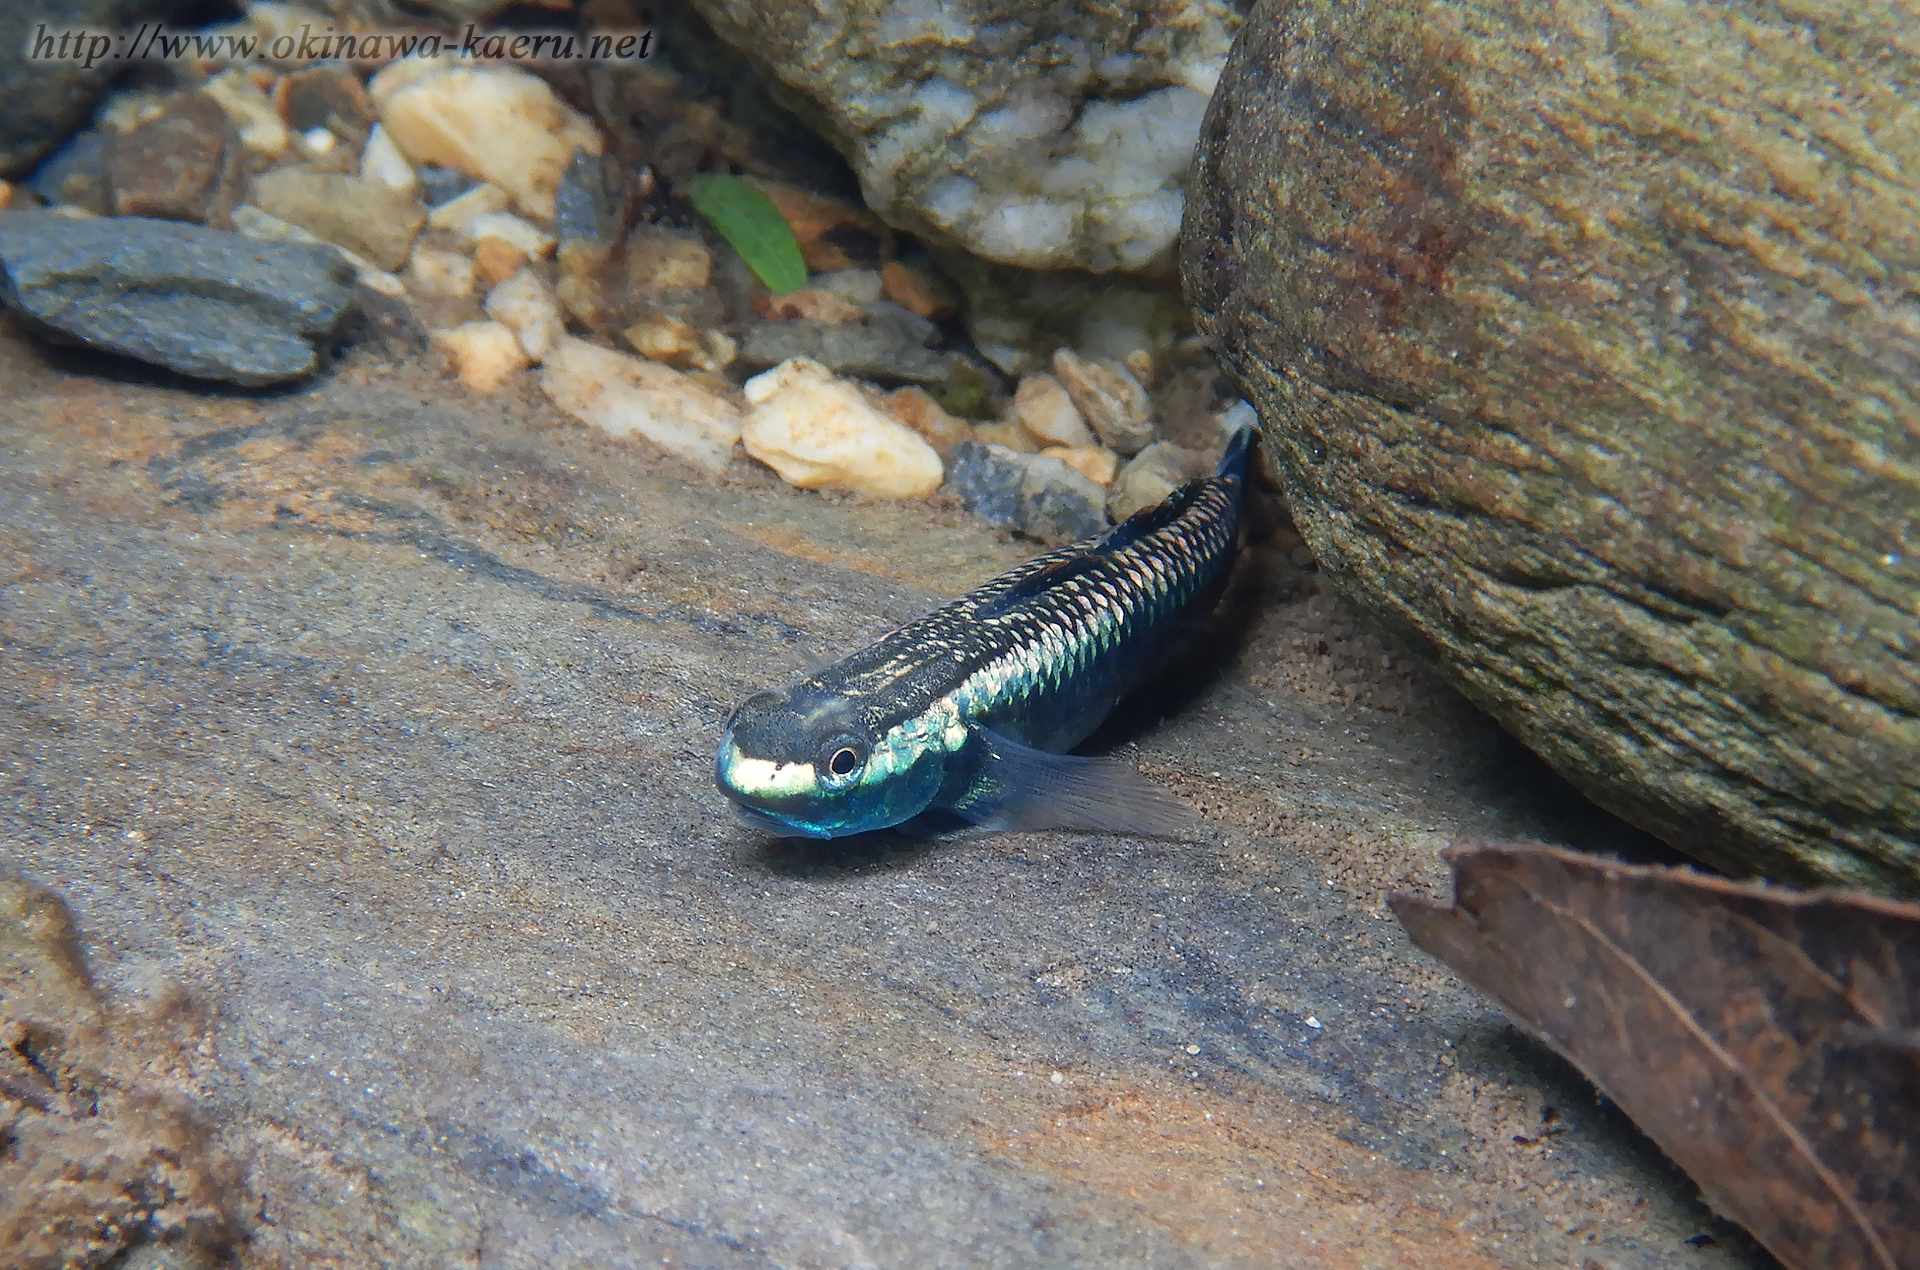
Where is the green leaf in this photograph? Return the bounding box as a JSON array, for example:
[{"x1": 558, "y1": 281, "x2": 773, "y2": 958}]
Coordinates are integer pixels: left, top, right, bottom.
[{"x1": 682, "y1": 173, "x2": 809, "y2": 294}]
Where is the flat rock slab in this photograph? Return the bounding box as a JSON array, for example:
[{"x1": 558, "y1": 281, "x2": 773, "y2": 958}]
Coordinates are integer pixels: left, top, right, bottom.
[
  {"x1": 0, "y1": 211, "x2": 356, "y2": 385},
  {"x1": 0, "y1": 331, "x2": 1774, "y2": 1268}
]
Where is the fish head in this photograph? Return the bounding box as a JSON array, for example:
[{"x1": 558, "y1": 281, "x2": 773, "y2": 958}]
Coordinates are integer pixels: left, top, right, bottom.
[{"x1": 714, "y1": 685, "x2": 948, "y2": 838}]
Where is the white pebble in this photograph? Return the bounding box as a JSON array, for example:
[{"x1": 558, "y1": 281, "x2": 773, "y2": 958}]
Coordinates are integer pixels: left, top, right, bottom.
[
  {"x1": 431, "y1": 321, "x2": 528, "y2": 394},
  {"x1": 425, "y1": 182, "x2": 510, "y2": 233},
  {"x1": 740, "y1": 358, "x2": 943, "y2": 499},
  {"x1": 1053, "y1": 347, "x2": 1156, "y2": 454},
  {"x1": 359, "y1": 124, "x2": 417, "y2": 194},
  {"x1": 204, "y1": 70, "x2": 287, "y2": 156},
  {"x1": 369, "y1": 61, "x2": 602, "y2": 221},
  {"x1": 484, "y1": 268, "x2": 562, "y2": 362},
  {"x1": 459, "y1": 211, "x2": 555, "y2": 259},
  {"x1": 1013, "y1": 373, "x2": 1094, "y2": 448},
  {"x1": 542, "y1": 337, "x2": 741, "y2": 473},
  {"x1": 1041, "y1": 444, "x2": 1118, "y2": 486},
  {"x1": 406, "y1": 243, "x2": 476, "y2": 299},
  {"x1": 810, "y1": 268, "x2": 884, "y2": 304}
]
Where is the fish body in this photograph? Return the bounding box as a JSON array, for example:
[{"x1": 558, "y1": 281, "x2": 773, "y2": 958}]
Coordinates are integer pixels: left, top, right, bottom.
[{"x1": 715, "y1": 425, "x2": 1255, "y2": 839}]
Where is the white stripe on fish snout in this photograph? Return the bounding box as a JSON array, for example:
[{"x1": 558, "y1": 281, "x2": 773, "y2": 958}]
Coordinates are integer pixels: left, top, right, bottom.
[{"x1": 721, "y1": 745, "x2": 820, "y2": 797}]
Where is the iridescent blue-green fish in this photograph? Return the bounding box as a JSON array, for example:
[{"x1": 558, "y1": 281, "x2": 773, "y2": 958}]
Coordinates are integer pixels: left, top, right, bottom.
[{"x1": 714, "y1": 424, "x2": 1256, "y2": 839}]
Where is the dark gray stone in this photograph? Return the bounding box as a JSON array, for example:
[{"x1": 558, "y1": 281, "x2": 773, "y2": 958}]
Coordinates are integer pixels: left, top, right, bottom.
[
  {"x1": 1, "y1": 0, "x2": 134, "y2": 177},
  {"x1": 942, "y1": 437, "x2": 1027, "y2": 531},
  {"x1": 1017, "y1": 451, "x2": 1108, "y2": 543},
  {"x1": 552, "y1": 148, "x2": 618, "y2": 248},
  {"x1": 944, "y1": 438, "x2": 1108, "y2": 543},
  {"x1": 24, "y1": 128, "x2": 110, "y2": 213},
  {"x1": 739, "y1": 302, "x2": 953, "y2": 386},
  {"x1": 0, "y1": 212, "x2": 357, "y2": 385},
  {"x1": 417, "y1": 163, "x2": 480, "y2": 208}
]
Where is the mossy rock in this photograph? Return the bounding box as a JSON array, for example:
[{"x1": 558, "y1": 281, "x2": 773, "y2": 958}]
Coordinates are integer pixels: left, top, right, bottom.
[{"x1": 1183, "y1": 0, "x2": 1919, "y2": 894}]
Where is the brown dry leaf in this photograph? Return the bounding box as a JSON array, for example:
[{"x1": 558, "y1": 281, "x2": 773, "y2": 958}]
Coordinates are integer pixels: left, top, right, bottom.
[{"x1": 1390, "y1": 844, "x2": 1920, "y2": 1270}]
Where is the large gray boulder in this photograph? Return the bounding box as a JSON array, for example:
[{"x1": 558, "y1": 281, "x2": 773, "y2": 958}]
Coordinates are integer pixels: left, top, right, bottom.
[
  {"x1": 687, "y1": 0, "x2": 1239, "y2": 273},
  {"x1": 1183, "y1": 0, "x2": 1920, "y2": 894}
]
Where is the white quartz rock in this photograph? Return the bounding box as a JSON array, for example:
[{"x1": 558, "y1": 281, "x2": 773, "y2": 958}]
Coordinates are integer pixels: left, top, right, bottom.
[
  {"x1": 369, "y1": 61, "x2": 601, "y2": 221},
  {"x1": 740, "y1": 358, "x2": 943, "y2": 499},
  {"x1": 483, "y1": 267, "x2": 562, "y2": 361},
  {"x1": 541, "y1": 337, "x2": 741, "y2": 473}
]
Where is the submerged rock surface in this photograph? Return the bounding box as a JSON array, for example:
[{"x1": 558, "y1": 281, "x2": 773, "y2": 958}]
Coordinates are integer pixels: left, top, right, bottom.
[
  {"x1": 0, "y1": 328, "x2": 1775, "y2": 1268},
  {"x1": 1185, "y1": 0, "x2": 1920, "y2": 895}
]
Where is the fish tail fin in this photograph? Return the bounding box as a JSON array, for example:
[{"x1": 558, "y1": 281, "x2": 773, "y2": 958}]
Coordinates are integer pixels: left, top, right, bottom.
[{"x1": 1216, "y1": 404, "x2": 1260, "y2": 483}]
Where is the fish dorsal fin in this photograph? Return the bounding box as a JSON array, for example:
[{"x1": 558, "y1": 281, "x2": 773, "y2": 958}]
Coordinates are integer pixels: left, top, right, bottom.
[
  {"x1": 952, "y1": 728, "x2": 1198, "y2": 839},
  {"x1": 976, "y1": 553, "x2": 1103, "y2": 619},
  {"x1": 1099, "y1": 481, "x2": 1204, "y2": 555}
]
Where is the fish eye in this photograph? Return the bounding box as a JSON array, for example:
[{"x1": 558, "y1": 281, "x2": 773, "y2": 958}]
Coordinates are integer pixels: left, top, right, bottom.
[{"x1": 818, "y1": 735, "x2": 867, "y2": 783}]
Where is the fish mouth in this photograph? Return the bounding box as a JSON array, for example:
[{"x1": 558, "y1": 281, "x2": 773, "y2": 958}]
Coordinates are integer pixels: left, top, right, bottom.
[{"x1": 729, "y1": 803, "x2": 836, "y2": 839}]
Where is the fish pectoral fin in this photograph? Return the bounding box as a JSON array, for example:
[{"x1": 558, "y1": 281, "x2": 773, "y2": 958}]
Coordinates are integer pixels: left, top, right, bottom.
[{"x1": 954, "y1": 729, "x2": 1199, "y2": 839}]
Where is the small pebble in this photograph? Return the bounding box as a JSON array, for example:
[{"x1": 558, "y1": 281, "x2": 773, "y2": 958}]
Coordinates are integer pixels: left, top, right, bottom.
[
  {"x1": 1125, "y1": 348, "x2": 1156, "y2": 386},
  {"x1": 415, "y1": 163, "x2": 479, "y2": 207},
  {"x1": 1013, "y1": 373, "x2": 1095, "y2": 448},
  {"x1": 971, "y1": 420, "x2": 1038, "y2": 453},
  {"x1": 880, "y1": 260, "x2": 953, "y2": 318},
  {"x1": 760, "y1": 288, "x2": 863, "y2": 325},
  {"x1": 472, "y1": 237, "x2": 527, "y2": 287},
  {"x1": 740, "y1": 357, "x2": 943, "y2": 499},
  {"x1": 359, "y1": 125, "x2": 417, "y2": 194},
  {"x1": 369, "y1": 60, "x2": 602, "y2": 221},
  {"x1": 458, "y1": 210, "x2": 553, "y2": 259},
  {"x1": 700, "y1": 330, "x2": 739, "y2": 372},
  {"x1": 881, "y1": 386, "x2": 971, "y2": 456},
  {"x1": 407, "y1": 243, "x2": 476, "y2": 298},
  {"x1": 426, "y1": 182, "x2": 510, "y2": 233},
  {"x1": 739, "y1": 313, "x2": 951, "y2": 387},
  {"x1": 97, "y1": 90, "x2": 170, "y2": 134},
  {"x1": 542, "y1": 336, "x2": 742, "y2": 473},
  {"x1": 1107, "y1": 441, "x2": 1190, "y2": 521},
  {"x1": 811, "y1": 268, "x2": 884, "y2": 304},
  {"x1": 623, "y1": 312, "x2": 704, "y2": 367},
  {"x1": 943, "y1": 440, "x2": 1106, "y2": 542},
  {"x1": 274, "y1": 65, "x2": 376, "y2": 135},
  {"x1": 1042, "y1": 444, "x2": 1118, "y2": 486},
  {"x1": 624, "y1": 226, "x2": 713, "y2": 293},
  {"x1": 204, "y1": 70, "x2": 288, "y2": 157},
  {"x1": 623, "y1": 316, "x2": 735, "y2": 375},
  {"x1": 298, "y1": 127, "x2": 337, "y2": 157},
  {"x1": 483, "y1": 267, "x2": 562, "y2": 362},
  {"x1": 0, "y1": 180, "x2": 11, "y2": 212},
  {"x1": 1018, "y1": 452, "x2": 1108, "y2": 541},
  {"x1": 430, "y1": 320, "x2": 528, "y2": 394},
  {"x1": 248, "y1": 167, "x2": 426, "y2": 272},
  {"x1": 553, "y1": 149, "x2": 616, "y2": 248},
  {"x1": 1053, "y1": 347, "x2": 1157, "y2": 454},
  {"x1": 99, "y1": 91, "x2": 231, "y2": 222}
]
